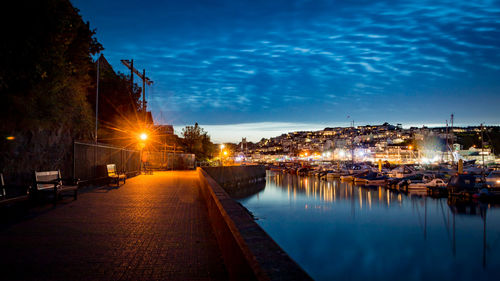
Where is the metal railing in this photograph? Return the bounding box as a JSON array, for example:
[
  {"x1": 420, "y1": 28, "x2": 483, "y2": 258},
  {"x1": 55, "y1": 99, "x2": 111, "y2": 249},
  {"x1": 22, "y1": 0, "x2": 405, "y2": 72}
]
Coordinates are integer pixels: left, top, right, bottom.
[
  {"x1": 73, "y1": 141, "x2": 140, "y2": 182},
  {"x1": 145, "y1": 151, "x2": 195, "y2": 170}
]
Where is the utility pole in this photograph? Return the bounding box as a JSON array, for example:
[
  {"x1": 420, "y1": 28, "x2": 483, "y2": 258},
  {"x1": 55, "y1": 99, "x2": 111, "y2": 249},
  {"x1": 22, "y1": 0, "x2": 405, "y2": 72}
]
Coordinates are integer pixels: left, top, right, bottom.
[
  {"x1": 120, "y1": 59, "x2": 153, "y2": 123},
  {"x1": 142, "y1": 69, "x2": 146, "y2": 113},
  {"x1": 130, "y1": 60, "x2": 133, "y2": 96}
]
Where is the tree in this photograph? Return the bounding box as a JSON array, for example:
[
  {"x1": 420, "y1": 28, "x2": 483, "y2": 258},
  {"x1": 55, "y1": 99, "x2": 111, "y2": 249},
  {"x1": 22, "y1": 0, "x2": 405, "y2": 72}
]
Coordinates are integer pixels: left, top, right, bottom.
[
  {"x1": 0, "y1": 0, "x2": 103, "y2": 182},
  {"x1": 0, "y1": 0, "x2": 103, "y2": 134},
  {"x1": 181, "y1": 123, "x2": 215, "y2": 161}
]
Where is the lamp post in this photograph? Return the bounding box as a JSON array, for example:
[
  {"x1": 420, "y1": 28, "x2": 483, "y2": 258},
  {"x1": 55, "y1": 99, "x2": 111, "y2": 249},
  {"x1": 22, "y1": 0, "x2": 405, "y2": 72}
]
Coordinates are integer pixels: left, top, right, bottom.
[
  {"x1": 139, "y1": 132, "x2": 148, "y2": 173},
  {"x1": 220, "y1": 144, "x2": 225, "y2": 166}
]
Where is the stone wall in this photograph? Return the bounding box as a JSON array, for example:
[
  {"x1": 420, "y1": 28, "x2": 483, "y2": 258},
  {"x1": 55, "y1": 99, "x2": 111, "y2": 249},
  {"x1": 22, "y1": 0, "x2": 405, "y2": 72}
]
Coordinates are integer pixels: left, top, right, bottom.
[
  {"x1": 0, "y1": 128, "x2": 75, "y2": 185},
  {"x1": 197, "y1": 168, "x2": 312, "y2": 281},
  {"x1": 201, "y1": 165, "x2": 266, "y2": 195}
]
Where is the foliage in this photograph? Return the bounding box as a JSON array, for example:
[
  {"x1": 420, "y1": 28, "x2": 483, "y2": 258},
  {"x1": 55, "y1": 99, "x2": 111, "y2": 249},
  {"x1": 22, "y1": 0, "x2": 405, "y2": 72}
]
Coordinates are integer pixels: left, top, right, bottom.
[
  {"x1": 0, "y1": 0, "x2": 103, "y2": 137},
  {"x1": 89, "y1": 57, "x2": 142, "y2": 125},
  {"x1": 181, "y1": 123, "x2": 215, "y2": 160},
  {"x1": 456, "y1": 127, "x2": 500, "y2": 154}
]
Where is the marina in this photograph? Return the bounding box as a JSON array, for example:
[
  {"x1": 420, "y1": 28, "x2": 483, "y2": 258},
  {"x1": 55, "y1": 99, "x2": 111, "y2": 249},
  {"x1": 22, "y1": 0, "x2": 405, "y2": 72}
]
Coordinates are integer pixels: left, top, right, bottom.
[{"x1": 239, "y1": 171, "x2": 500, "y2": 281}]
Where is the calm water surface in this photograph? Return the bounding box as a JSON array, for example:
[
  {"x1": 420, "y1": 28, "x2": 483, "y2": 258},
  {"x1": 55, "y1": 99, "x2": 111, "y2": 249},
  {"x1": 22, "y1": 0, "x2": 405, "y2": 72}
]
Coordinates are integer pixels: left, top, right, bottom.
[{"x1": 238, "y1": 171, "x2": 500, "y2": 281}]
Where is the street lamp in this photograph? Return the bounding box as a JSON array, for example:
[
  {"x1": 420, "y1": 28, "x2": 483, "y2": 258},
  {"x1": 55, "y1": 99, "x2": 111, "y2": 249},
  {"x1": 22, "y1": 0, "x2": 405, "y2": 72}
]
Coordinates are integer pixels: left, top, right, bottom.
[
  {"x1": 220, "y1": 144, "x2": 225, "y2": 166},
  {"x1": 139, "y1": 132, "x2": 148, "y2": 173}
]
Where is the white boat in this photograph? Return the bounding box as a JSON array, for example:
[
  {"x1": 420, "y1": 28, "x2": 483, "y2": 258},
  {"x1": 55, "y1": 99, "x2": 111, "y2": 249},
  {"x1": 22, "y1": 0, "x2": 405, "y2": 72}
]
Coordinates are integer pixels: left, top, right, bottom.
[
  {"x1": 486, "y1": 171, "x2": 500, "y2": 188},
  {"x1": 388, "y1": 165, "x2": 417, "y2": 178},
  {"x1": 326, "y1": 172, "x2": 341, "y2": 179},
  {"x1": 408, "y1": 178, "x2": 447, "y2": 191},
  {"x1": 365, "y1": 177, "x2": 389, "y2": 185},
  {"x1": 340, "y1": 175, "x2": 355, "y2": 181}
]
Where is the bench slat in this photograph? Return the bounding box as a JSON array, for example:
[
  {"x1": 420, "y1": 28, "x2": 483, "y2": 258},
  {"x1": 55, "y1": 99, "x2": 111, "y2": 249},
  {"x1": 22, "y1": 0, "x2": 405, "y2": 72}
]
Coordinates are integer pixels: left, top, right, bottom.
[{"x1": 34, "y1": 170, "x2": 78, "y2": 204}]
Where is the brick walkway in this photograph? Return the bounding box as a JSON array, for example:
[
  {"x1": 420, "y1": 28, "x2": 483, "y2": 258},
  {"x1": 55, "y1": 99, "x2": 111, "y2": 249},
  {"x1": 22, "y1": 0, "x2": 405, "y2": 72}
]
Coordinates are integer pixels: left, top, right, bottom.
[{"x1": 0, "y1": 171, "x2": 228, "y2": 281}]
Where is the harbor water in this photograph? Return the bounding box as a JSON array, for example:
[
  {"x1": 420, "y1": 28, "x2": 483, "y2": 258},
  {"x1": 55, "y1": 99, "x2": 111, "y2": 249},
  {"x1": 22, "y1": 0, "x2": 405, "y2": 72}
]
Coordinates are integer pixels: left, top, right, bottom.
[{"x1": 238, "y1": 171, "x2": 500, "y2": 281}]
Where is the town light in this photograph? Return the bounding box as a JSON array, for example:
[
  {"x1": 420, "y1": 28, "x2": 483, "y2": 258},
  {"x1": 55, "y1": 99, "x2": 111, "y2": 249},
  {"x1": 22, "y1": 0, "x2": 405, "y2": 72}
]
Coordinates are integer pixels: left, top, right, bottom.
[
  {"x1": 339, "y1": 150, "x2": 346, "y2": 157},
  {"x1": 223, "y1": 151, "x2": 228, "y2": 156},
  {"x1": 220, "y1": 144, "x2": 225, "y2": 166}
]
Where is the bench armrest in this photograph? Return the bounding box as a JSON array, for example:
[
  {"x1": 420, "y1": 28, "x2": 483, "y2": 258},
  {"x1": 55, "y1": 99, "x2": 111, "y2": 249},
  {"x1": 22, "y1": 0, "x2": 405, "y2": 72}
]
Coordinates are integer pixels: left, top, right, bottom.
[{"x1": 62, "y1": 178, "x2": 80, "y2": 185}]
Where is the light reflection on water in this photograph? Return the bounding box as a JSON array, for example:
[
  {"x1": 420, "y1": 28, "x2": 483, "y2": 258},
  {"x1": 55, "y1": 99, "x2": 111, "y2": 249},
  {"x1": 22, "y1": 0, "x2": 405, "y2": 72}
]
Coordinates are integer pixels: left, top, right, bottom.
[{"x1": 238, "y1": 171, "x2": 500, "y2": 281}]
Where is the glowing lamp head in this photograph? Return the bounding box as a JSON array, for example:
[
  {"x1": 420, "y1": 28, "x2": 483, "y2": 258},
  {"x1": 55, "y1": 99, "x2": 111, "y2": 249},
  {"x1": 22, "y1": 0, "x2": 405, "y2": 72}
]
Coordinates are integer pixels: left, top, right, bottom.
[
  {"x1": 220, "y1": 144, "x2": 225, "y2": 149},
  {"x1": 339, "y1": 150, "x2": 346, "y2": 157},
  {"x1": 223, "y1": 151, "x2": 228, "y2": 156},
  {"x1": 140, "y1": 133, "x2": 148, "y2": 141}
]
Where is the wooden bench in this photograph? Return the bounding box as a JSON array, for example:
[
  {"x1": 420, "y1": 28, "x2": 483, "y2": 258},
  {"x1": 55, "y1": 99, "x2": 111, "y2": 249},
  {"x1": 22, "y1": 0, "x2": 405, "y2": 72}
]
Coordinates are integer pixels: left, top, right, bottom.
[
  {"x1": 106, "y1": 164, "x2": 126, "y2": 186},
  {"x1": 34, "y1": 170, "x2": 78, "y2": 204},
  {"x1": 0, "y1": 173, "x2": 30, "y2": 206},
  {"x1": 143, "y1": 161, "x2": 153, "y2": 175}
]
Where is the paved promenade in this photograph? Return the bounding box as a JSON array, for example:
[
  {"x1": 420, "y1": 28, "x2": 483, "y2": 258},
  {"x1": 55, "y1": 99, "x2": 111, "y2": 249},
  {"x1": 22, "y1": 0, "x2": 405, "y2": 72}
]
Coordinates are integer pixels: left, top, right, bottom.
[{"x1": 0, "y1": 171, "x2": 228, "y2": 280}]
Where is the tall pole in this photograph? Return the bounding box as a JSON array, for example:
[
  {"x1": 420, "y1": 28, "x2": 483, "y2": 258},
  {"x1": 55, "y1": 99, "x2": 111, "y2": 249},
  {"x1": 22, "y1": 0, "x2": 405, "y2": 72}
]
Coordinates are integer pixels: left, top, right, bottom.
[
  {"x1": 94, "y1": 57, "x2": 100, "y2": 180},
  {"x1": 142, "y1": 69, "x2": 146, "y2": 113},
  {"x1": 450, "y1": 114, "x2": 454, "y2": 151},
  {"x1": 445, "y1": 120, "x2": 448, "y2": 163},
  {"x1": 130, "y1": 59, "x2": 134, "y2": 91},
  {"x1": 130, "y1": 59, "x2": 134, "y2": 113},
  {"x1": 481, "y1": 123, "x2": 485, "y2": 172},
  {"x1": 351, "y1": 120, "x2": 355, "y2": 165},
  {"x1": 95, "y1": 57, "x2": 99, "y2": 144},
  {"x1": 120, "y1": 59, "x2": 153, "y2": 120}
]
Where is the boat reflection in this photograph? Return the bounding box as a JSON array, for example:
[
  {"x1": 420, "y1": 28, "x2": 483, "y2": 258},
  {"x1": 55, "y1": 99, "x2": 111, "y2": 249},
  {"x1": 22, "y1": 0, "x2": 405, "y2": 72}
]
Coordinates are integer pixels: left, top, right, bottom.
[
  {"x1": 447, "y1": 197, "x2": 500, "y2": 269},
  {"x1": 270, "y1": 171, "x2": 413, "y2": 208},
  {"x1": 265, "y1": 171, "x2": 500, "y2": 270}
]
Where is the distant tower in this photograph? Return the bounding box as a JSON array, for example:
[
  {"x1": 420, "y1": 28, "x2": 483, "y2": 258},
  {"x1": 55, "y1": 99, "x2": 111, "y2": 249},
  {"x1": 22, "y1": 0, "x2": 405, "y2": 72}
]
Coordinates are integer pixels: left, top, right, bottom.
[{"x1": 242, "y1": 137, "x2": 247, "y2": 153}]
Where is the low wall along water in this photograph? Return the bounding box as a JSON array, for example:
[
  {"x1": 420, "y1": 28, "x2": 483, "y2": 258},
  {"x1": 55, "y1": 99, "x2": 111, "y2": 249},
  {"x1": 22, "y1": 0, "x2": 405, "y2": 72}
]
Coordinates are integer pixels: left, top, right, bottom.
[
  {"x1": 201, "y1": 166, "x2": 266, "y2": 193},
  {"x1": 198, "y1": 166, "x2": 312, "y2": 281}
]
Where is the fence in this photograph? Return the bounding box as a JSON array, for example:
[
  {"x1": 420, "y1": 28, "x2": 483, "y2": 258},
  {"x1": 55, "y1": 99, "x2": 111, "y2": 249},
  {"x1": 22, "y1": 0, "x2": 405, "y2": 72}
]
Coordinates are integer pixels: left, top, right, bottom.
[
  {"x1": 146, "y1": 151, "x2": 195, "y2": 170},
  {"x1": 73, "y1": 142, "x2": 196, "y2": 183},
  {"x1": 73, "y1": 141, "x2": 140, "y2": 183}
]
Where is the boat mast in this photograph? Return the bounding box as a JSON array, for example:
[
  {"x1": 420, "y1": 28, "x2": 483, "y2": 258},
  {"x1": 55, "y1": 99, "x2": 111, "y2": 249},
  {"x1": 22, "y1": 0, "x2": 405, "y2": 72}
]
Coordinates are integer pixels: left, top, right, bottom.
[
  {"x1": 481, "y1": 123, "x2": 485, "y2": 172},
  {"x1": 450, "y1": 113, "x2": 454, "y2": 163},
  {"x1": 445, "y1": 120, "x2": 448, "y2": 163},
  {"x1": 351, "y1": 120, "x2": 355, "y2": 165}
]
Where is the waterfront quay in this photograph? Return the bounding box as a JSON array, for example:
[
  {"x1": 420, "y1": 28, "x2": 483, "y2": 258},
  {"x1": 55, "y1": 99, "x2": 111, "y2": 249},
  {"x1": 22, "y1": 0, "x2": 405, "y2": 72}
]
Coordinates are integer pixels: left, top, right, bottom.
[
  {"x1": 0, "y1": 171, "x2": 226, "y2": 280},
  {"x1": 0, "y1": 169, "x2": 310, "y2": 281}
]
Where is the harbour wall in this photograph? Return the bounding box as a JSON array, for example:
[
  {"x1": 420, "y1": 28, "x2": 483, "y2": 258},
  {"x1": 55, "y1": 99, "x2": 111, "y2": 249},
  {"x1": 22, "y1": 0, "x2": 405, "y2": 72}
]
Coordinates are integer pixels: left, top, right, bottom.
[
  {"x1": 197, "y1": 167, "x2": 312, "y2": 281},
  {"x1": 201, "y1": 165, "x2": 266, "y2": 195}
]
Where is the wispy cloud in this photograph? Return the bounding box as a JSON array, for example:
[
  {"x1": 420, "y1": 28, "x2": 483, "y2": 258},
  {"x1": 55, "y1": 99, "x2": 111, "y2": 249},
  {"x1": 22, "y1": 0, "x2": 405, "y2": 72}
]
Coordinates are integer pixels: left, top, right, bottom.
[{"x1": 77, "y1": 0, "x2": 500, "y2": 125}]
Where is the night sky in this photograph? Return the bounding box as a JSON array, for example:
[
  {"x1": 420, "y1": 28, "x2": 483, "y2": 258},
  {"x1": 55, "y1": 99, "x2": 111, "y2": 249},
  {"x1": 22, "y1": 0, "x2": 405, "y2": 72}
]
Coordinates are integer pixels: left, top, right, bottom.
[{"x1": 72, "y1": 0, "x2": 500, "y2": 142}]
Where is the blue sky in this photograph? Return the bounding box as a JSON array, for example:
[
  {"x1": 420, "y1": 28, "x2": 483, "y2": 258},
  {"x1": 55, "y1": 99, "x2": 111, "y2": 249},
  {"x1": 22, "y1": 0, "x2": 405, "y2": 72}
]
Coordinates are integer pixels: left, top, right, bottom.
[{"x1": 72, "y1": 0, "x2": 500, "y2": 142}]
